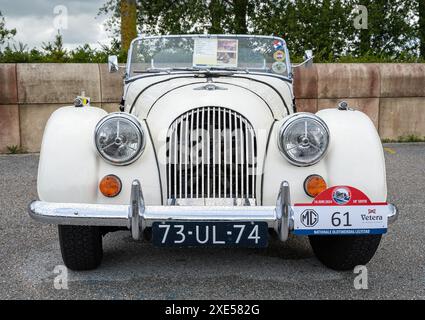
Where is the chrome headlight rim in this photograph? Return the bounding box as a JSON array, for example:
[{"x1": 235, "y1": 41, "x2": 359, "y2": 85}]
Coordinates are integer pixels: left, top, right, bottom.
[
  {"x1": 278, "y1": 113, "x2": 330, "y2": 167},
  {"x1": 94, "y1": 112, "x2": 145, "y2": 166}
]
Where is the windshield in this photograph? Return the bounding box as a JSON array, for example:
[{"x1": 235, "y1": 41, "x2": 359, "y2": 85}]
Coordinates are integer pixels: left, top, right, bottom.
[{"x1": 128, "y1": 35, "x2": 291, "y2": 78}]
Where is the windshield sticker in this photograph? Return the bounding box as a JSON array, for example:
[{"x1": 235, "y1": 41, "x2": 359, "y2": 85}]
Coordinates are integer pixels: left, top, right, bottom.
[
  {"x1": 273, "y1": 50, "x2": 285, "y2": 62},
  {"x1": 193, "y1": 38, "x2": 238, "y2": 68},
  {"x1": 217, "y1": 39, "x2": 238, "y2": 67},
  {"x1": 272, "y1": 61, "x2": 287, "y2": 74},
  {"x1": 193, "y1": 38, "x2": 218, "y2": 66},
  {"x1": 273, "y1": 40, "x2": 285, "y2": 50}
]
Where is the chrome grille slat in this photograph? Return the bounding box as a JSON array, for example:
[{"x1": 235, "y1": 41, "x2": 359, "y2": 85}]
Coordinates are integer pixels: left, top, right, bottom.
[
  {"x1": 238, "y1": 114, "x2": 244, "y2": 199},
  {"x1": 212, "y1": 108, "x2": 217, "y2": 198},
  {"x1": 207, "y1": 107, "x2": 210, "y2": 198},
  {"x1": 250, "y1": 126, "x2": 256, "y2": 199},
  {"x1": 190, "y1": 109, "x2": 194, "y2": 198},
  {"x1": 173, "y1": 122, "x2": 177, "y2": 201},
  {"x1": 166, "y1": 107, "x2": 257, "y2": 203},
  {"x1": 185, "y1": 113, "x2": 189, "y2": 198},
  {"x1": 217, "y1": 108, "x2": 222, "y2": 198},
  {"x1": 220, "y1": 109, "x2": 228, "y2": 196},
  {"x1": 234, "y1": 113, "x2": 238, "y2": 198},
  {"x1": 228, "y1": 109, "x2": 233, "y2": 198},
  {"x1": 179, "y1": 115, "x2": 183, "y2": 199}
]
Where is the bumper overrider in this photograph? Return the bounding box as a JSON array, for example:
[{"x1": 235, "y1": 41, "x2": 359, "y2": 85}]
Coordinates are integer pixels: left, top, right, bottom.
[{"x1": 28, "y1": 180, "x2": 398, "y2": 241}]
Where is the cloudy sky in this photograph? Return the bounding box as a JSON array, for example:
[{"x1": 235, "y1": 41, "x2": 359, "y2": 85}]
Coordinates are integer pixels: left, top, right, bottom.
[{"x1": 0, "y1": 0, "x2": 112, "y2": 49}]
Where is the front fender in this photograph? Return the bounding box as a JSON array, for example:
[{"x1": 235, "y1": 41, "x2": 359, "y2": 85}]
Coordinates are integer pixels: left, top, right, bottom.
[
  {"x1": 37, "y1": 106, "x2": 162, "y2": 205},
  {"x1": 262, "y1": 108, "x2": 386, "y2": 205},
  {"x1": 318, "y1": 108, "x2": 387, "y2": 201}
]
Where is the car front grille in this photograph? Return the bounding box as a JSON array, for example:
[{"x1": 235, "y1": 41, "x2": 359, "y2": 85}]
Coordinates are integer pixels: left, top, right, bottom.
[{"x1": 166, "y1": 106, "x2": 257, "y2": 205}]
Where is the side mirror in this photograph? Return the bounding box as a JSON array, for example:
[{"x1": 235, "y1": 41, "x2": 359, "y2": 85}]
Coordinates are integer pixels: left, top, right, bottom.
[
  {"x1": 303, "y1": 50, "x2": 313, "y2": 68},
  {"x1": 108, "y1": 55, "x2": 119, "y2": 73},
  {"x1": 292, "y1": 50, "x2": 314, "y2": 69}
]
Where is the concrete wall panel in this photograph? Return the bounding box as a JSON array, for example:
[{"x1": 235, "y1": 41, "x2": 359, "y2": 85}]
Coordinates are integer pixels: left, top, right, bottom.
[
  {"x1": 379, "y1": 64, "x2": 425, "y2": 98},
  {"x1": 0, "y1": 64, "x2": 18, "y2": 104},
  {"x1": 295, "y1": 98, "x2": 318, "y2": 113},
  {"x1": 100, "y1": 103, "x2": 121, "y2": 114},
  {"x1": 293, "y1": 65, "x2": 318, "y2": 99},
  {"x1": 99, "y1": 64, "x2": 125, "y2": 103},
  {"x1": 19, "y1": 104, "x2": 64, "y2": 152},
  {"x1": 17, "y1": 64, "x2": 101, "y2": 104},
  {"x1": 379, "y1": 98, "x2": 425, "y2": 139},
  {"x1": 317, "y1": 63, "x2": 380, "y2": 99},
  {"x1": 0, "y1": 105, "x2": 20, "y2": 153}
]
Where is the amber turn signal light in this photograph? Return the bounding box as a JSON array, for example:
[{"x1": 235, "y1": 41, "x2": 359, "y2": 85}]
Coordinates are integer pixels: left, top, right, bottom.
[
  {"x1": 99, "y1": 175, "x2": 122, "y2": 197},
  {"x1": 304, "y1": 175, "x2": 327, "y2": 198}
]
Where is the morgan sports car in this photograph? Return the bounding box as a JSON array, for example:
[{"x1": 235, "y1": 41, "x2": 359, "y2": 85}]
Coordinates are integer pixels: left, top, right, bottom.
[{"x1": 29, "y1": 35, "x2": 398, "y2": 271}]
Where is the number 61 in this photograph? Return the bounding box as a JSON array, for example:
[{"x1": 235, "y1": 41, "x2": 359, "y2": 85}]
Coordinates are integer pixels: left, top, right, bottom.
[{"x1": 331, "y1": 212, "x2": 352, "y2": 227}]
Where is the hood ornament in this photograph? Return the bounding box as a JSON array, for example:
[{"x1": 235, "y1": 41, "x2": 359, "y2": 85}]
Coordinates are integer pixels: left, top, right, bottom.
[{"x1": 194, "y1": 84, "x2": 228, "y2": 91}]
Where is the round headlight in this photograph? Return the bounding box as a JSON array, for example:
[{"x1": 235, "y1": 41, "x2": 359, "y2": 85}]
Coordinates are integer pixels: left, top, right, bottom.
[
  {"x1": 278, "y1": 113, "x2": 329, "y2": 166},
  {"x1": 94, "y1": 113, "x2": 145, "y2": 166}
]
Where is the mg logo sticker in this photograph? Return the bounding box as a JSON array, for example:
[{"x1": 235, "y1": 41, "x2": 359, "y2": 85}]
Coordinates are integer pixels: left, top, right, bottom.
[{"x1": 300, "y1": 209, "x2": 318, "y2": 227}]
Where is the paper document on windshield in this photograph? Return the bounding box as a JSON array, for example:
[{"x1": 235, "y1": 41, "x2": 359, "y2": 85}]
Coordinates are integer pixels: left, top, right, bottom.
[{"x1": 193, "y1": 38, "x2": 238, "y2": 68}]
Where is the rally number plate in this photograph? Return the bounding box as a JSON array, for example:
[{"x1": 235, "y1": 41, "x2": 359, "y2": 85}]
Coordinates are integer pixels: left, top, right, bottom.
[{"x1": 293, "y1": 186, "x2": 390, "y2": 236}]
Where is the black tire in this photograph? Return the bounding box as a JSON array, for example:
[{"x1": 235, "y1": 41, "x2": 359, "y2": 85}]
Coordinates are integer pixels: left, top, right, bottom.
[
  {"x1": 309, "y1": 234, "x2": 382, "y2": 271},
  {"x1": 58, "y1": 225, "x2": 103, "y2": 271}
]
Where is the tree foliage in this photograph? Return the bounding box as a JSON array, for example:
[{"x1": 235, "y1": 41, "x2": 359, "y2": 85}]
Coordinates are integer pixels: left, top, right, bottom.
[
  {"x1": 419, "y1": 0, "x2": 425, "y2": 58},
  {"x1": 0, "y1": 11, "x2": 16, "y2": 45},
  {"x1": 352, "y1": 0, "x2": 418, "y2": 57},
  {"x1": 98, "y1": 0, "x2": 422, "y2": 62},
  {"x1": 0, "y1": 32, "x2": 122, "y2": 63},
  {"x1": 0, "y1": 1, "x2": 423, "y2": 63}
]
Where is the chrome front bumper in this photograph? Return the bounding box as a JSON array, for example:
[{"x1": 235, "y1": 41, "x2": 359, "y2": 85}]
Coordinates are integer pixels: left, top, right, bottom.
[{"x1": 29, "y1": 180, "x2": 398, "y2": 241}]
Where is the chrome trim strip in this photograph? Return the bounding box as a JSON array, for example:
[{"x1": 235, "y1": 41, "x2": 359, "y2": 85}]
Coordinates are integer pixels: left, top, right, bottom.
[{"x1": 29, "y1": 201, "x2": 130, "y2": 227}]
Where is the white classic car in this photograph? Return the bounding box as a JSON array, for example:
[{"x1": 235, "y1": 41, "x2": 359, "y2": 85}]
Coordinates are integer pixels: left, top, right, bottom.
[{"x1": 29, "y1": 35, "x2": 398, "y2": 271}]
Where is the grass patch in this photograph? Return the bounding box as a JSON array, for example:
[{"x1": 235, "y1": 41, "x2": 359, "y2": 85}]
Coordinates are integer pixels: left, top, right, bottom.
[
  {"x1": 382, "y1": 135, "x2": 425, "y2": 143},
  {"x1": 6, "y1": 145, "x2": 26, "y2": 154}
]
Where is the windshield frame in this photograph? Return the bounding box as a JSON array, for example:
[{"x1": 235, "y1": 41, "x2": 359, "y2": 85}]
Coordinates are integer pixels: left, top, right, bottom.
[{"x1": 126, "y1": 34, "x2": 292, "y2": 81}]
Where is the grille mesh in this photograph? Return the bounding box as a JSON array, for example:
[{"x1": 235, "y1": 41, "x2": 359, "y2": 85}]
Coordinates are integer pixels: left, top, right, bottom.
[{"x1": 166, "y1": 107, "x2": 257, "y2": 203}]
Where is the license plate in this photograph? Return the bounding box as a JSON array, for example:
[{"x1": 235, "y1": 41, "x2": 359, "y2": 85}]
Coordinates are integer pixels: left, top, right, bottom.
[{"x1": 152, "y1": 222, "x2": 268, "y2": 247}]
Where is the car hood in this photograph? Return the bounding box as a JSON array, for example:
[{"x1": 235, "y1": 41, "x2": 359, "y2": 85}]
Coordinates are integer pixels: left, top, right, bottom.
[{"x1": 124, "y1": 73, "x2": 293, "y2": 121}]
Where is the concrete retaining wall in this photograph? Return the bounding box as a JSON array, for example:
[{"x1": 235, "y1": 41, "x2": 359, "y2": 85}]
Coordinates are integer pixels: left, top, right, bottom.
[
  {"x1": 294, "y1": 63, "x2": 425, "y2": 139},
  {"x1": 0, "y1": 63, "x2": 424, "y2": 153}
]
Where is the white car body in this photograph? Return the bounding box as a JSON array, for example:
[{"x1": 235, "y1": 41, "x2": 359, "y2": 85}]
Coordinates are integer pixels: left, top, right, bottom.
[
  {"x1": 29, "y1": 35, "x2": 397, "y2": 271},
  {"x1": 37, "y1": 69, "x2": 387, "y2": 206}
]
